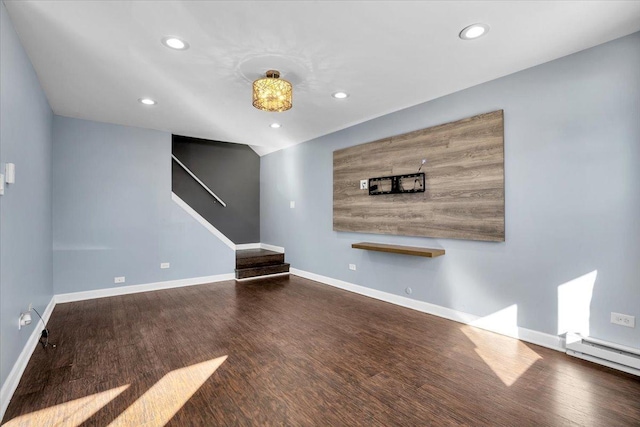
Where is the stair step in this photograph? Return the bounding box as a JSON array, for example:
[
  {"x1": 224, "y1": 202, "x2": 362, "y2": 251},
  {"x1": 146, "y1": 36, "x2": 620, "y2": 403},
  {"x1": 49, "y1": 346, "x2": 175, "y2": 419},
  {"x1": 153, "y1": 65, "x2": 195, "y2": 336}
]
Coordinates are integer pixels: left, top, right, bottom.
[
  {"x1": 235, "y1": 263, "x2": 290, "y2": 280},
  {"x1": 236, "y1": 249, "x2": 284, "y2": 269}
]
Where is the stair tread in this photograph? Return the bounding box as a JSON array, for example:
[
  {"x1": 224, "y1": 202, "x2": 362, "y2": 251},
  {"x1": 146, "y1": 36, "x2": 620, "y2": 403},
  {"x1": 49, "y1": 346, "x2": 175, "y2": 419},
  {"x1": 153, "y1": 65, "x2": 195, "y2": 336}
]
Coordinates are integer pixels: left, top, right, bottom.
[
  {"x1": 236, "y1": 249, "x2": 285, "y2": 269},
  {"x1": 236, "y1": 249, "x2": 282, "y2": 259},
  {"x1": 235, "y1": 263, "x2": 290, "y2": 279},
  {"x1": 235, "y1": 262, "x2": 290, "y2": 272}
]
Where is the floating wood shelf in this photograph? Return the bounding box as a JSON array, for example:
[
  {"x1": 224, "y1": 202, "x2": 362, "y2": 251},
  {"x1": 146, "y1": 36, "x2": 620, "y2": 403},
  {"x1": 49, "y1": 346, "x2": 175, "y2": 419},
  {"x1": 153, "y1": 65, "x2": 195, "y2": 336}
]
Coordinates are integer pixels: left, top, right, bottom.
[{"x1": 352, "y1": 242, "x2": 445, "y2": 258}]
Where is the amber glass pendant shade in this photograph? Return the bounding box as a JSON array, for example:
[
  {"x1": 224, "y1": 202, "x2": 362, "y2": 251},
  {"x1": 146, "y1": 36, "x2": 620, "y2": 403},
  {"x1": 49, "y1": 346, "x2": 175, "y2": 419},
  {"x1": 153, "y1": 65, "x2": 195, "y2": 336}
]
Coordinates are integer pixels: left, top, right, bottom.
[{"x1": 252, "y1": 70, "x2": 292, "y2": 112}]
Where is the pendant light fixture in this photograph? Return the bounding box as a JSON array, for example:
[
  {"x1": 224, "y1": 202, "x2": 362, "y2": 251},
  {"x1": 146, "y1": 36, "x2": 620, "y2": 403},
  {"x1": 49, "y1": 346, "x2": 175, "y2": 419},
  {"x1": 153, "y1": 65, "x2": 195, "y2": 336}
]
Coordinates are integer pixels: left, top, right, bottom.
[{"x1": 252, "y1": 70, "x2": 292, "y2": 112}]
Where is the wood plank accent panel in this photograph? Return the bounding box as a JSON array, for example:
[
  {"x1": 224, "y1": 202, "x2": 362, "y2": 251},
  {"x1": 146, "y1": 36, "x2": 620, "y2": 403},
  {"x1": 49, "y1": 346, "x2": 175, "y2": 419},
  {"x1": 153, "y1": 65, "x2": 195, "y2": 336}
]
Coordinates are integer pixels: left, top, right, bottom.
[
  {"x1": 333, "y1": 110, "x2": 505, "y2": 241},
  {"x1": 352, "y1": 242, "x2": 445, "y2": 257}
]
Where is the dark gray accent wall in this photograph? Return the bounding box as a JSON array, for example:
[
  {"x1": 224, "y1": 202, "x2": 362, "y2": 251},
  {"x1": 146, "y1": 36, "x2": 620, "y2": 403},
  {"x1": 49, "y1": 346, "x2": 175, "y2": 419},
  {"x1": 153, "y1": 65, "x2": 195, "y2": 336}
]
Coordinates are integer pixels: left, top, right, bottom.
[
  {"x1": 261, "y1": 32, "x2": 640, "y2": 350},
  {"x1": 0, "y1": 2, "x2": 53, "y2": 391},
  {"x1": 172, "y1": 135, "x2": 260, "y2": 244}
]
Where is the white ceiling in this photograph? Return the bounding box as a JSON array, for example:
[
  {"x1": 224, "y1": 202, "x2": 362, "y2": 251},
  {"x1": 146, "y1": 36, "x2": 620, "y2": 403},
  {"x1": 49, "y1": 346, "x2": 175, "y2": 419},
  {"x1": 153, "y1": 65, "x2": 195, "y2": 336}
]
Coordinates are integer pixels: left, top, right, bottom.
[{"x1": 5, "y1": 1, "x2": 640, "y2": 156}]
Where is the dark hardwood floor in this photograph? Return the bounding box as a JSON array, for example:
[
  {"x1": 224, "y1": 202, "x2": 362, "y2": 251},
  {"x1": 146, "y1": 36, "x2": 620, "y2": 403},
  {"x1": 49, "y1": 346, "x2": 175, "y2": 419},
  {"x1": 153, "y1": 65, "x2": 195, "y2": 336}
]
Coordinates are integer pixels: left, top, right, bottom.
[{"x1": 3, "y1": 275, "x2": 639, "y2": 426}]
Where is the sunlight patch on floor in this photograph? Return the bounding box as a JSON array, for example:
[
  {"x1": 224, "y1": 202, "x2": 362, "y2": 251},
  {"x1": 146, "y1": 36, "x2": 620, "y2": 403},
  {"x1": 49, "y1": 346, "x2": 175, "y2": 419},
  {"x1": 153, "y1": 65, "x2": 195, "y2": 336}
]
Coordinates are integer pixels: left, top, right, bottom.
[
  {"x1": 4, "y1": 385, "x2": 129, "y2": 427},
  {"x1": 469, "y1": 304, "x2": 519, "y2": 338},
  {"x1": 463, "y1": 305, "x2": 541, "y2": 386},
  {"x1": 557, "y1": 270, "x2": 596, "y2": 336},
  {"x1": 108, "y1": 355, "x2": 227, "y2": 426}
]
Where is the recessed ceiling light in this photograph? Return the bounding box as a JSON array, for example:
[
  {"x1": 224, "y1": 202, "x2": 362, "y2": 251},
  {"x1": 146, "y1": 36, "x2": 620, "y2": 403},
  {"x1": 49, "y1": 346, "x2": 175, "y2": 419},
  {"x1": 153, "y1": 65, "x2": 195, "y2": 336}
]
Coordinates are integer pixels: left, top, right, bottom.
[
  {"x1": 138, "y1": 98, "x2": 156, "y2": 106},
  {"x1": 161, "y1": 36, "x2": 190, "y2": 50},
  {"x1": 270, "y1": 123, "x2": 281, "y2": 129},
  {"x1": 332, "y1": 92, "x2": 349, "y2": 99},
  {"x1": 459, "y1": 23, "x2": 490, "y2": 40}
]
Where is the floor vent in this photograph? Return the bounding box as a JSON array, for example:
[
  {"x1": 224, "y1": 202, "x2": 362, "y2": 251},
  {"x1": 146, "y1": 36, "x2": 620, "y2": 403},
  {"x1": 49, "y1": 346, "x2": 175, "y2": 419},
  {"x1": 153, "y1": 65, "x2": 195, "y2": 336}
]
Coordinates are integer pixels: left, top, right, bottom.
[{"x1": 566, "y1": 332, "x2": 640, "y2": 376}]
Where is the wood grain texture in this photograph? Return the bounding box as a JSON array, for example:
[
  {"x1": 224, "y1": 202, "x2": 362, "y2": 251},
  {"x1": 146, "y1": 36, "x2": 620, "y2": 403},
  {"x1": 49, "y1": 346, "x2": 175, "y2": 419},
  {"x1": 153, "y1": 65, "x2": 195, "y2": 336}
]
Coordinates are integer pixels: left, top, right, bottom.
[
  {"x1": 236, "y1": 249, "x2": 285, "y2": 269},
  {"x1": 235, "y1": 263, "x2": 290, "y2": 279},
  {"x1": 352, "y1": 242, "x2": 445, "y2": 257},
  {"x1": 235, "y1": 249, "x2": 289, "y2": 279},
  {"x1": 334, "y1": 110, "x2": 505, "y2": 241},
  {"x1": 4, "y1": 276, "x2": 639, "y2": 426}
]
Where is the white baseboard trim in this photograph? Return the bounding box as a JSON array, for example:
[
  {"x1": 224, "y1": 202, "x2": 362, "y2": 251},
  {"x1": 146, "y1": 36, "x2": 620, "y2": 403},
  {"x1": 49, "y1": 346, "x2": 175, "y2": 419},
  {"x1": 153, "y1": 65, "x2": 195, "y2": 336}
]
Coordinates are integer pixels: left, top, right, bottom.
[
  {"x1": 171, "y1": 192, "x2": 236, "y2": 251},
  {"x1": 55, "y1": 273, "x2": 235, "y2": 304},
  {"x1": 1, "y1": 297, "x2": 56, "y2": 420},
  {"x1": 260, "y1": 243, "x2": 285, "y2": 253},
  {"x1": 290, "y1": 268, "x2": 565, "y2": 352},
  {"x1": 235, "y1": 243, "x2": 261, "y2": 250},
  {"x1": 231, "y1": 243, "x2": 286, "y2": 252},
  {"x1": 171, "y1": 193, "x2": 280, "y2": 254}
]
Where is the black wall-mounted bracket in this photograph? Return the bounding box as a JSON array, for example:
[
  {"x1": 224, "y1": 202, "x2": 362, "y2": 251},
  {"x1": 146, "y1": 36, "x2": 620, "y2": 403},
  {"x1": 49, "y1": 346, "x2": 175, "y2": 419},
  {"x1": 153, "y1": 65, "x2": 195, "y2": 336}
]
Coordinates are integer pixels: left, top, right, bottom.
[{"x1": 368, "y1": 173, "x2": 425, "y2": 195}]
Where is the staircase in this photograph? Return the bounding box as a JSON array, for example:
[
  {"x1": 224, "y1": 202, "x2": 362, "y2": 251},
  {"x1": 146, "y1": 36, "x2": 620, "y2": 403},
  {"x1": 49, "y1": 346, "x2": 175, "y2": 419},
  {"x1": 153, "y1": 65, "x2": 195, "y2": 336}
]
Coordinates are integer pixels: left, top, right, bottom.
[{"x1": 235, "y1": 249, "x2": 290, "y2": 280}]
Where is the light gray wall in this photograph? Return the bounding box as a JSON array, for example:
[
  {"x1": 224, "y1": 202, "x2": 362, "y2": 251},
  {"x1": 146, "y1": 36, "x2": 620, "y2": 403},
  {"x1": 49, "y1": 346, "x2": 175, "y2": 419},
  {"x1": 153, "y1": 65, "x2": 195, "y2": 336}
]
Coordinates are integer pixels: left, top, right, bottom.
[
  {"x1": 0, "y1": 2, "x2": 54, "y2": 387},
  {"x1": 172, "y1": 135, "x2": 260, "y2": 244},
  {"x1": 53, "y1": 117, "x2": 234, "y2": 294},
  {"x1": 261, "y1": 32, "x2": 640, "y2": 349}
]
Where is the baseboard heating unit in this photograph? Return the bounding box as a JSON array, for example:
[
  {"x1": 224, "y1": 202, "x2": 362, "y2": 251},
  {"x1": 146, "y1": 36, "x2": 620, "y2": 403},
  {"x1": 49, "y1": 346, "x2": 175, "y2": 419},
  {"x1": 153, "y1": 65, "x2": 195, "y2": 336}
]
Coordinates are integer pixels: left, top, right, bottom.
[{"x1": 566, "y1": 332, "x2": 640, "y2": 376}]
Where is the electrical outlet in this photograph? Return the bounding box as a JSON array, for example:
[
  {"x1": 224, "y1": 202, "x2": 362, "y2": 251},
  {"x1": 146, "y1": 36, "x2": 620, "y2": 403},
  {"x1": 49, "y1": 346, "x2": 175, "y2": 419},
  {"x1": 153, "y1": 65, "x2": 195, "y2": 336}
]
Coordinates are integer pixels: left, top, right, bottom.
[
  {"x1": 28, "y1": 303, "x2": 32, "y2": 312},
  {"x1": 160, "y1": 262, "x2": 170, "y2": 269},
  {"x1": 611, "y1": 312, "x2": 635, "y2": 328},
  {"x1": 114, "y1": 276, "x2": 125, "y2": 284},
  {"x1": 349, "y1": 264, "x2": 356, "y2": 271},
  {"x1": 360, "y1": 180, "x2": 368, "y2": 190}
]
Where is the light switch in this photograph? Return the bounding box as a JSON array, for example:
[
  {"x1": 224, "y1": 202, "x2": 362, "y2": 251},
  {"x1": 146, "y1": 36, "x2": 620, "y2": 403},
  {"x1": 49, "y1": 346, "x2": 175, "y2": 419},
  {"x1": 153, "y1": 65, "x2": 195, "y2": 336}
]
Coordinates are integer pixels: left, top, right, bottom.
[
  {"x1": 5, "y1": 163, "x2": 15, "y2": 184},
  {"x1": 290, "y1": 201, "x2": 295, "y2": 209}
]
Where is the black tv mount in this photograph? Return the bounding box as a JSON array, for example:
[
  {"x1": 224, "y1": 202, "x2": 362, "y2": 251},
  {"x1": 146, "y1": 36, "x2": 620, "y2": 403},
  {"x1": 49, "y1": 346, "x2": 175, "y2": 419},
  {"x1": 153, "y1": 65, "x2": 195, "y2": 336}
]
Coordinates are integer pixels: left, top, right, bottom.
[{"x1": 368, "y1": 173, "x2": 425, "y2": 195}]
